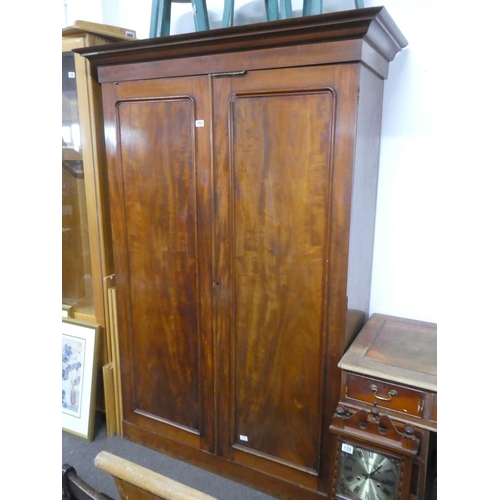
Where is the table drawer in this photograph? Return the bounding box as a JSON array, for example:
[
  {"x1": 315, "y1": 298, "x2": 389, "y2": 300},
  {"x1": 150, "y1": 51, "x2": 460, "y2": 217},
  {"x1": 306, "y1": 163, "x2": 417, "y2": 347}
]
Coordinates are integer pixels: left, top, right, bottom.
[{"x1": 344, "y1": 373, "x2": 426, "y2": 419}]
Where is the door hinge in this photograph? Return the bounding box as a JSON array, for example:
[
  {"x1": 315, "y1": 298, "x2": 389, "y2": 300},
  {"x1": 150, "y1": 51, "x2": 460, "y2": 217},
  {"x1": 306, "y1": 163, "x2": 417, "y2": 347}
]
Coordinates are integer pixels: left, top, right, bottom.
[{"x1": 210, "y1": 70, "x2": 246, "y2": 78}]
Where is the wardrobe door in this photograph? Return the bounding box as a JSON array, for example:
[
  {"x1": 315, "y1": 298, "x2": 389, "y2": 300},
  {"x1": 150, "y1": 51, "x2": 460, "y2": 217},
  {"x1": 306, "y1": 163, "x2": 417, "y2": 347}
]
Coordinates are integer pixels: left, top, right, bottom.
[
  {"x1": 212, "y1": 65, "x2": 359, "y2": 489},
  {"x1": 101, "y1": 76, "x2": 214, "y2": 451}
]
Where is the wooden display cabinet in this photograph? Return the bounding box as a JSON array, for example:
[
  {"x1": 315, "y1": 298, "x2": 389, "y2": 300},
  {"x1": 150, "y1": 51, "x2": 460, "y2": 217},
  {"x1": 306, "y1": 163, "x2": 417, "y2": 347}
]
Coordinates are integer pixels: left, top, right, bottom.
[
  {"x1": 76, "y1": 8, "x2": 408, "y2": 498},
  {"x1": 62, "y1": 21, "x2": 135, "y2": 425}
]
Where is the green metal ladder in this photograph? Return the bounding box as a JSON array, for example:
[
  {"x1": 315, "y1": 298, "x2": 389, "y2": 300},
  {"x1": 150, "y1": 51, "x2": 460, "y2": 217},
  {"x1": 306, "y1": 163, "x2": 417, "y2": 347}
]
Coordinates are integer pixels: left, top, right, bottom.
[
  {"x1": 223, "y1": 0, "x2": 365, "y2": 28},
  {"x1": 150, "y1": 0, "x2": 209, "y2": 37},
  {"x1": 302, "y1": 0, "x2": 364, "y2": 18},
  {"x1": 150, "y1": 0, "x2": 365, "y2": 37}
]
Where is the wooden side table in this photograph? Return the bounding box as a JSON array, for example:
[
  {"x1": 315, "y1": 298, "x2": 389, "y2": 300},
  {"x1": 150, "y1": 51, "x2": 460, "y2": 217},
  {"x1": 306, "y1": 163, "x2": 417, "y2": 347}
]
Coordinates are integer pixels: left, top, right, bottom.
[{"x1": 329, "y1": 314, "x2": 437, "y2": 500}]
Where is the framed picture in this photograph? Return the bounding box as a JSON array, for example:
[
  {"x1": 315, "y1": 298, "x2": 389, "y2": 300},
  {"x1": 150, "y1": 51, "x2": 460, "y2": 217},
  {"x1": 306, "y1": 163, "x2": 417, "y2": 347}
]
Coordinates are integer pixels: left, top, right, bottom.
[{"x1": 62, "y1": 318, "x2": 100, "y2": 440}]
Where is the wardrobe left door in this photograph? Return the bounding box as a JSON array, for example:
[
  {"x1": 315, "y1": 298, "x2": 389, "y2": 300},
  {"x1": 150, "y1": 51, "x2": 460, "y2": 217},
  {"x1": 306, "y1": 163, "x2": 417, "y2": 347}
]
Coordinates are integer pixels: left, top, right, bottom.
[{"x1": 101, "y1": 75, "x2": 215, "y2": 452}]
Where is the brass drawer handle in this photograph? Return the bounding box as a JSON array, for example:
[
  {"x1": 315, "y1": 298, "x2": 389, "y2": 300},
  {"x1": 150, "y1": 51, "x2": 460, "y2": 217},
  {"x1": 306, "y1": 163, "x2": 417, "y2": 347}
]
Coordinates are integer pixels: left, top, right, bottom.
[{"x1": 370, "y1": 384, "x2": 398, "y2": 401}]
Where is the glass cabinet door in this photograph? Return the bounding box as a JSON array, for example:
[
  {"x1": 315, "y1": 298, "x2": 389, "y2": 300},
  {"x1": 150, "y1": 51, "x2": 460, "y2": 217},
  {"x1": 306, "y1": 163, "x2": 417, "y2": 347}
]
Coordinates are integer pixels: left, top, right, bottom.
[
  {"x1": 62, "y1": 51, "x2": 94, "y2": 317},
  {"x1": 62, "y1": 23, "x2": 136, "y2": 436}
]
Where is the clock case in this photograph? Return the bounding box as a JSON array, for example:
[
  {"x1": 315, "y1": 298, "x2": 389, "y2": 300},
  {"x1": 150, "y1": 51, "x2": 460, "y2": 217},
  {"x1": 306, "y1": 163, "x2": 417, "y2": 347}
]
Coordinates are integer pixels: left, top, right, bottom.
[
  {"x1": 336, "y1": 440, "x2": 404, "y2": 500},
  {"x1": 329, "y1": 405, "x2": 420, "y2": 500}
]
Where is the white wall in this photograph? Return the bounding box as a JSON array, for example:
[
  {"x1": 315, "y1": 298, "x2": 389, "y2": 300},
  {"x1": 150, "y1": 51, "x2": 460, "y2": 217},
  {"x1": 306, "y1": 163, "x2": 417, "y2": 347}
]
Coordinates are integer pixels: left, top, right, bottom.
[{"x1": 365, "y1": 1, "x2": 439, "y2": 322}]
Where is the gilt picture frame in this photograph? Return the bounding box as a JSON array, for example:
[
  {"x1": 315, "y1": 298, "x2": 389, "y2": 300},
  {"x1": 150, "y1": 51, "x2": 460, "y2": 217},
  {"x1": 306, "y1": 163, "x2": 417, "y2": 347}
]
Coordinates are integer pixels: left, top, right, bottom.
[{"x1": 62, "y1": 318, "x2": 100, "y2": 440}]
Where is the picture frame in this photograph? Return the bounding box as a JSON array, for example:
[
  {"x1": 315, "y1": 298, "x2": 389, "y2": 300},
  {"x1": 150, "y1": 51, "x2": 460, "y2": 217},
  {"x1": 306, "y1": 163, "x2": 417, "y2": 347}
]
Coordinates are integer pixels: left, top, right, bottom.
[{"x1": 62, "y1": 317, "x2": 100, "y2": 440}]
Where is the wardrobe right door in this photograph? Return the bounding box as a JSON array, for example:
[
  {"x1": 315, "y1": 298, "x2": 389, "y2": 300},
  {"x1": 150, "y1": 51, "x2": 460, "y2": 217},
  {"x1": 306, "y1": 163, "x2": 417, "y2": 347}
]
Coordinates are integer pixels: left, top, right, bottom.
[{"x1": 212, "y1": 63, "x2": 359, "y2": 491}]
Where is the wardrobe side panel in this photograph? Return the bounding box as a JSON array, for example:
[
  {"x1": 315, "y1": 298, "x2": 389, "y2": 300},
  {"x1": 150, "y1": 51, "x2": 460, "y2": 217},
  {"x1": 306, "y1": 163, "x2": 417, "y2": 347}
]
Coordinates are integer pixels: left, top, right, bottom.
[{"x1": 346, "y1": 65, "x2": 385, "y2": 320}]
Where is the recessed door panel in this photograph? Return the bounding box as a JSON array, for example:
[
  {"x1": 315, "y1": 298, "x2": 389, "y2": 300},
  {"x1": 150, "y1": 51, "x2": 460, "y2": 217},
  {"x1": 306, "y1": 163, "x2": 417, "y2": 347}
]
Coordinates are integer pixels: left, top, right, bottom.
[
  {"x1": 230, "y1": 89, "x2": 334, "y2": 472},
  {"x1": 118, "y1": 98, "x2": 200, "y2": 429}
]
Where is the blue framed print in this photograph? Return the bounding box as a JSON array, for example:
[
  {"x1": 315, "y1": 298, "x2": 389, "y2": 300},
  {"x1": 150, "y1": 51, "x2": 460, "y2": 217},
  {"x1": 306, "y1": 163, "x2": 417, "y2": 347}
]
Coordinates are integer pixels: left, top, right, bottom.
[{"x1": 62, "y1": 318, "x2": 100, "y2": 440}]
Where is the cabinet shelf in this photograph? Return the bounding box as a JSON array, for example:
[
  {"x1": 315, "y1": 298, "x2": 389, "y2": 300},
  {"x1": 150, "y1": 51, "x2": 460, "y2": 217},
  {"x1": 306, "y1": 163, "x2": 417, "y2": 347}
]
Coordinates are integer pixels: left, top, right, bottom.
[{"x1": 62, "y1": 146, "x2": 83, "y2": 162}]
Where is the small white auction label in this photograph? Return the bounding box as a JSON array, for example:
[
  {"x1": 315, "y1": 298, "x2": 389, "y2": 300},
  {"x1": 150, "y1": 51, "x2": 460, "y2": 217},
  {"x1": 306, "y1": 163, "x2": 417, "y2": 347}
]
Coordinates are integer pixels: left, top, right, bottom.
[
  {"x1": 239, "y1": 435, "x2": 249, "y2": 442},
  {"x1": 341, "y1": 443, "x2": 354, "y2": 454},
  {"x1": 195, "y1": 120, "x2": 205, "y2": 127}
]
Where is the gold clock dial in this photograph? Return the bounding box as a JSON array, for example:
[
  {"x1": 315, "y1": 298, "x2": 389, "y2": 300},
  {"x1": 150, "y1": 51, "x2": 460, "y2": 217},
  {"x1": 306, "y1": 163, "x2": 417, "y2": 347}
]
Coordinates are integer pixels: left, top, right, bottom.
[{"x1": 337, "y1": 442, "x2": 400, "y2": 500}]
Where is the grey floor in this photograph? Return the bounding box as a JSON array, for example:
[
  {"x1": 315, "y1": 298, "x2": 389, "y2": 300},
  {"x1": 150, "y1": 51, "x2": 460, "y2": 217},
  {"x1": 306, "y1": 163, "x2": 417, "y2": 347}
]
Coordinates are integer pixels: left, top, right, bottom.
[
  {"x1": 63, "y1": 413, "x2": 437, "y2": 499},
  {"x1": 62, "y1": 411, "x2": 277, "y2": 499}
]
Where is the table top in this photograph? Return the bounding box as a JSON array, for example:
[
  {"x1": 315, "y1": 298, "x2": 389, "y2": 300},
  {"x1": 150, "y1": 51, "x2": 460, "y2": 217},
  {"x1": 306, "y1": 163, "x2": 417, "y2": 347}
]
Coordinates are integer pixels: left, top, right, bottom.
[
  {"x1": 339, "y1": 313, "x2": 437, "y2": 392},
  {"x1": 62, "y1": 20, "x2": 136, "y2": 41}
]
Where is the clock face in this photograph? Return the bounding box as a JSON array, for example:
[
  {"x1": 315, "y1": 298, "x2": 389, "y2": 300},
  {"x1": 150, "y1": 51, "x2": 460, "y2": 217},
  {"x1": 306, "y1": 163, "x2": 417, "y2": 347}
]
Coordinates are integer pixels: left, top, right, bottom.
[{"x1": 336, "y1": 441, "x2": 401, "y2": 500}]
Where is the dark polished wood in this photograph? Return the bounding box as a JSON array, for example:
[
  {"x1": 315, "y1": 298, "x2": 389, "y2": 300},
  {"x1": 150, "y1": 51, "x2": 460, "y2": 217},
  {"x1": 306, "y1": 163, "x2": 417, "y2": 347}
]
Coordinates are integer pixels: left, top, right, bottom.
[
  {"x1": 78, "y1": 9, "x2": 407, "y2": 500},
  {"x1": 330, "y1": 406, "x2": 420, "y2": 456},
  {"x1": 344, "y1": 373, "x2": 427, "y2": 420},
  {"x1": 212, "y1": 64, "x2": 360, "y2": 489}
]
